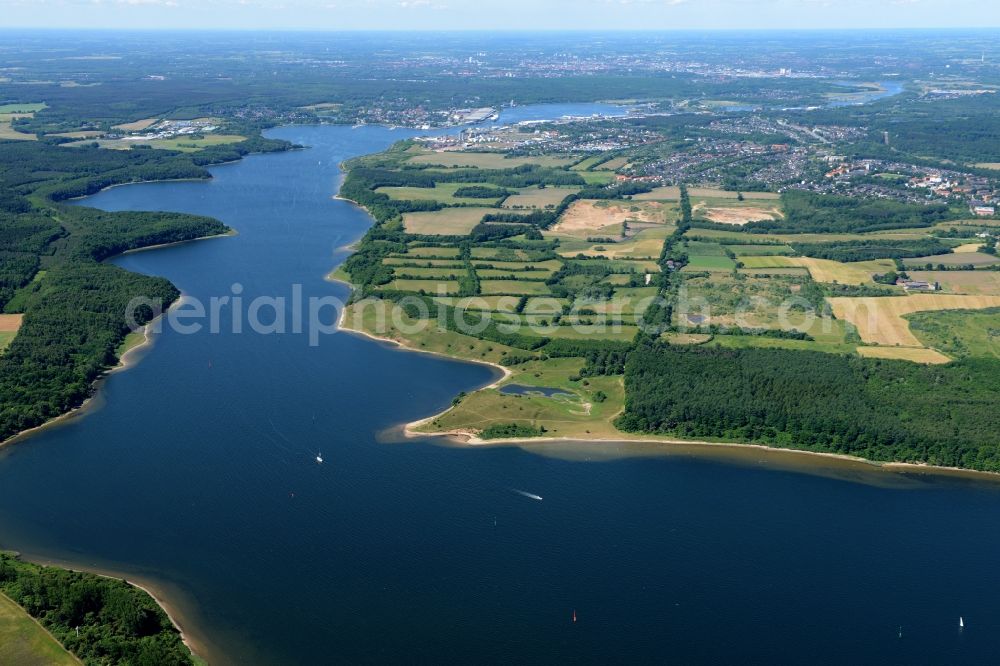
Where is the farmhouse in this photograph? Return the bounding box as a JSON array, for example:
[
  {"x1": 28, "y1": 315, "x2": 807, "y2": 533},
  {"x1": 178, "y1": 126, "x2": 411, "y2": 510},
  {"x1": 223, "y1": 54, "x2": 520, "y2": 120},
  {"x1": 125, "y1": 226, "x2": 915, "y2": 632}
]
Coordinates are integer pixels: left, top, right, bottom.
[{"x1": 898, "y1": 279, "x2": 939, "y2": 292}]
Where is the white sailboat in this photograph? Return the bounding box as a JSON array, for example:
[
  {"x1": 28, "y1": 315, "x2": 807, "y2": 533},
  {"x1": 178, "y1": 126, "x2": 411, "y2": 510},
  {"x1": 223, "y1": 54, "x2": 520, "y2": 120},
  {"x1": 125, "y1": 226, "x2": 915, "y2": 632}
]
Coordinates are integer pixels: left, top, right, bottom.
[
  {"x1": 316, "y1": 452, "x2": 324, "y2": 464},
  {"x1": 959, "y1": 616, "x2": 964, "y2": 629}
]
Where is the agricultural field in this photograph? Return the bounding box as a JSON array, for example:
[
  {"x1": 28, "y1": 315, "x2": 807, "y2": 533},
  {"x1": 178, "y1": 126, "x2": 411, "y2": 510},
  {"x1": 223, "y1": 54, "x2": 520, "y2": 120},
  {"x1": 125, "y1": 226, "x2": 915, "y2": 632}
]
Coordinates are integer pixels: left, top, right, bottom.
[
  {"x1": 0, "y1": 103, "x2": 44, "y2": 141},
  {"x1": 549, "y1": 199, "x2": 671, "y2": 238},
  {"x1": 402, "y1": 207, "x2": 495, "y2": 235},
  {"x1": 0, "y1": 592, "x2": 78, "y2": 666},
  {"x1": 557, "y1": 226, "x2": 674, "y2": 260},
  {"x1": 377, "y1": 182, "x2": 505, "y2": 205},
  {"x1": 790, "y1": 258, "x2": 895, "y2": 285},
  {"x1": 381, "y1": 279, "x2": 461, "y2": 294},
  {"x1": 0, "y1": 315, "x2": 23, "y2": 354},
  {"x1": 909, "y1": 271, "x2": 1000, "y2": 295},
  {"x1": 740, "y1": 256, "x2": 896, "y2": 285},
  {"x1": 408, "y1": 246, "x2": 461, "y2": 257},
  {"x1": 731, "y1": 244, "x2": 795, "y2": 256},
  {"x1": 480, "y1": 280, "x2": 551, "y2": 295},
  {"x1": 908, "y1": 307, "x2": 1000, "y2": 359},
  {"x1": 827, "y1": 294, "x2": 1000, "y2": 347},
  {"x1": 502, "y1": 186, "x2": 580, "y2": 209},
  {"x1": 904, "y1": 252, "x2": 1000, "y2": 268},
  {"x1": 578, "y1": 171, "x2": 617, "y2": 184},
  {"x1": 599, "y1": 156, "x2": 631, "y2": 171},
  {"x1": 112, "y1": 117, "x2": 158, "y2": 131}
]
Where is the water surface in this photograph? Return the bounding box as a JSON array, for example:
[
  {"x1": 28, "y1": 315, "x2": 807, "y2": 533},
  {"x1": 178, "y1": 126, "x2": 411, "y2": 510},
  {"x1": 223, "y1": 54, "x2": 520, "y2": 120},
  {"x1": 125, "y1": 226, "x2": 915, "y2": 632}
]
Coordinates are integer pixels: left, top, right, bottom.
[{"x1": 0, "y1": 118, "x2": 998, "y2": 665}]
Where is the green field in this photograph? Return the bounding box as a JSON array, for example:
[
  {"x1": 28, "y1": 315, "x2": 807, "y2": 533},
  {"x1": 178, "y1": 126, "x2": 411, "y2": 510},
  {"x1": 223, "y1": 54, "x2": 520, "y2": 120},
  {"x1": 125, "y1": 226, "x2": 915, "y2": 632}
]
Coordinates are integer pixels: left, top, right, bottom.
[
  {"x1": 412, "y1": 356, "x2": 627, "y2": 441},
  {"x1": 406, "y1": 246, "x2": 461, "y2": 257},
  {"x1": 471, "y1": 259, "x2": 562, "y2": 271},
  {"x1": 731, "y1": 244, "x2": 795, "y2": 256},
  {"x1": 908, "y1": 307, "x2": 1000, "y2": 359},
  {"x1": 0, "y1": 103, "x2": 46, "y2": 114},
  {"x1": 377, "y1": 182, "x2": 503, "y2": 205},
  {"x1": 0, "y1": 331, "x2": 16, "y2": 353},
  {"x1": 739, "y1": 255, "x2": 796, "y2": 268},
  {"x1": 0, "y1": 592, "x2": 78, "y2": 666},
  {"x1": 384, "y1": 257, "x2": 465, "y2": 268},
  {"x1": 382, "y1": 279, "x2": 460, "y2": 294},
  {"x1": 476, "y1": 269, "x2": 553, "y2": 280},
  {"x1": 684, "y1": 255, "x2": 737, "y2": 271},
  {"x1": 433, "y1": 295, "x2": 522, "y2": 312},
  {"x1": 578, "y1": 171, "x2": 616, "y2": 184},
  {"x1": 391, "y1": 266, "x2": 467, "y2": 279},
  {"x1": 904, "y1": 252, "x2": 1000, "y2": 268},
  {"x1": 480, "y1": 280, "x2": 552, "y2": 295}
]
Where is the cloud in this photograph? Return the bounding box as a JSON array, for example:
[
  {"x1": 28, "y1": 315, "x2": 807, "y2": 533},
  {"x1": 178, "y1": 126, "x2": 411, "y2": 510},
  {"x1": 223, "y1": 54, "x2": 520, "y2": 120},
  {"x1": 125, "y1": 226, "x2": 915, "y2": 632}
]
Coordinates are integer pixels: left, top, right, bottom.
[{"x1": 398, "y1": 0, "x2": 446, "y2": 7}]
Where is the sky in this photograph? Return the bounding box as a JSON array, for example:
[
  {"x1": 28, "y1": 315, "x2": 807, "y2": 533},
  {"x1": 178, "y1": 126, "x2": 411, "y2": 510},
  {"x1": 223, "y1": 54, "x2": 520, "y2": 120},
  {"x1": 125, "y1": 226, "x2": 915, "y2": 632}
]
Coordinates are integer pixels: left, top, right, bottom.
[{"x1": 0, "y1": 0, "x2": 998, "y2": 31}]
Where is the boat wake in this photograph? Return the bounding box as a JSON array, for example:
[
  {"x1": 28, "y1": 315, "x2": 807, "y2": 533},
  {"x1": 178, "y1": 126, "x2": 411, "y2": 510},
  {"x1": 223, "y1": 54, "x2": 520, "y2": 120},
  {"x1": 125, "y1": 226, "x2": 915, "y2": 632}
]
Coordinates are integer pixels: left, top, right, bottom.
[{"x1": 511, "y1": 488, "x2": 543, "y2": 501}]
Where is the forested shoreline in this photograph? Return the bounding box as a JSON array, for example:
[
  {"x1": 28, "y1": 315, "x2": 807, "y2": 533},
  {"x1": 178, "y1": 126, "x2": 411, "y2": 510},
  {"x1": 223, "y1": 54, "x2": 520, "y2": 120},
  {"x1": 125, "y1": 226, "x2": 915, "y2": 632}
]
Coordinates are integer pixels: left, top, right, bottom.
[
  {"x1": 0, "y1": 552, "x2": 194, "y2": 665},
  {"x1": 0, "y1": 134, "x2": 293, "y2": 444}
]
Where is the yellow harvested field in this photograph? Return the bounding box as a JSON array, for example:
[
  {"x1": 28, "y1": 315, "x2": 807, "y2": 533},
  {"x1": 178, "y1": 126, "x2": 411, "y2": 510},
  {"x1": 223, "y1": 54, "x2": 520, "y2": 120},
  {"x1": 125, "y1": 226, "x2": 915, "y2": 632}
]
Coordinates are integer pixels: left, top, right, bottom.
[
  {"x1": 402, "y1": 208, "x2": 494, "y2": 235},
  {"x1": 953, "y1": 243, "x2": 985, "y2": 253},
  {"x1": 0, "y1": 314, "x2": 23, "y2": 332},
  {"x1": 702, "y1": 205, "x2": 781, "y2": 225},
  {"x1": 975, "y1": 163, "x2": 1000, "y2": 170},
  {"x1": 909, "y1": 271, "x2": 1000, "y2": 295},
  {"x1": 856, "y1": 346, "x2": 952, "y2": 364},
  {"x1": 790, "y1": 257, "x2": 893, "y2": 285},
  {"x1": 551, "y1": 200, "x2": 667, "y2": 237},
  {"x1": 0, "y1": 113, "x2": 37, "y2": 141},
  {"x1": 828, "y1": 294, "x2": 1000, "y2": 347},
  {"x1": 113, "y1": 117, "x2": 158, "y2": 132}
]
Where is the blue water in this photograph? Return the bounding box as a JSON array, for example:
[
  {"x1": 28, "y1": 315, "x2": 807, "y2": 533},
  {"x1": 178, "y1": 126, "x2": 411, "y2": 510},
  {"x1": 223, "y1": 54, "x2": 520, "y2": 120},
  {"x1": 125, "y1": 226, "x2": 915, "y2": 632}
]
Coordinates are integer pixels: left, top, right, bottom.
[
  {"x1": 0, "y1": 120, "x2": 999, "y2": 664},
  {"x1": 498, "y1": 384, "x2": 573, "y2": 398},
  {"x1": 827, "y1": 80, "x2": 905, "y2": 107}
]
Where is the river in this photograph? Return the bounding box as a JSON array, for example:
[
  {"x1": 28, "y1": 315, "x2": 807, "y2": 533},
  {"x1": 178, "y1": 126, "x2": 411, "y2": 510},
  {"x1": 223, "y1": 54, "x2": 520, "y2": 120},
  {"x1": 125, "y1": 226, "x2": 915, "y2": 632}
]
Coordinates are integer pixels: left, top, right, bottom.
[{"x1": 1, "y1": 105, "x2": 999, "y2": 664}]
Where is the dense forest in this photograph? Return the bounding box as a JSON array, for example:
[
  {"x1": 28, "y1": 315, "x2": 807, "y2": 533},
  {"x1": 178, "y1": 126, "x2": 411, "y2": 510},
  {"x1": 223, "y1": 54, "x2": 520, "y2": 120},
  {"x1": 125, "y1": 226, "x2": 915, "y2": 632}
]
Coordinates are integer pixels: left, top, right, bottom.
[
  {"x1": 617, "y1": 343, "x2": 1000, "y2": 471},
  {"x1": 743, "y1": 190, "x2": 957, "y2": 234},
  {"x1": 0, "y1": 552, "x2": 194, "y2": 665},
  {"x1": 789, "y1": 238, "x2": 952, "y2": 262}
]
